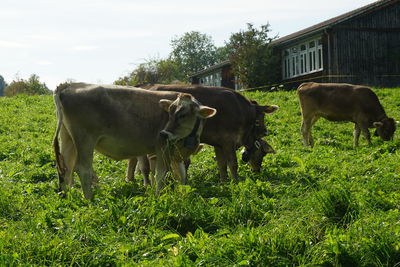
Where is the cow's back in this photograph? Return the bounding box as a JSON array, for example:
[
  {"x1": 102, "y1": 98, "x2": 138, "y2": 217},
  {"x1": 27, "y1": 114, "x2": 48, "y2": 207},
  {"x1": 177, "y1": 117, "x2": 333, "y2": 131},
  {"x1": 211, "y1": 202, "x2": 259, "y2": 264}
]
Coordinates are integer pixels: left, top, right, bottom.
[{"x1": 297, "y1": 82, "x2": 385, "y2": 122}]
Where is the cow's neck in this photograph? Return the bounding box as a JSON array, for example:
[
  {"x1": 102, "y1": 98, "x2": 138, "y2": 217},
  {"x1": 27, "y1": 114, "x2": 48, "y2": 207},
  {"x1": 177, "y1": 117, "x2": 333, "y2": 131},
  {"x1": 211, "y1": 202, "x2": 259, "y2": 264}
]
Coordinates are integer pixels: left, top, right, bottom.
[
  {"x1": 183, "y1": 118, "x2": 201, "y2": 149},
  {"x1": 243, "y1": 127, "x2": 255, "y2": 150},
  {"x1": 242, "y1": 113, "x2": 262, "y2": 149}
]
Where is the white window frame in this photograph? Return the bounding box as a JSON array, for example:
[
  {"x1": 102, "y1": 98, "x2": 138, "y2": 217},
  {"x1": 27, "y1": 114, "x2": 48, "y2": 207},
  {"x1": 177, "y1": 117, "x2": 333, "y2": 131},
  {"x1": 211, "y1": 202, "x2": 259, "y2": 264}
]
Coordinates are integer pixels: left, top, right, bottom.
[
  {"x1": 199, "y1": 71, "x2": 222, "y2": 87},
  {"x1": 282, "y1": 37, "x2": 323, "y2": 79}
]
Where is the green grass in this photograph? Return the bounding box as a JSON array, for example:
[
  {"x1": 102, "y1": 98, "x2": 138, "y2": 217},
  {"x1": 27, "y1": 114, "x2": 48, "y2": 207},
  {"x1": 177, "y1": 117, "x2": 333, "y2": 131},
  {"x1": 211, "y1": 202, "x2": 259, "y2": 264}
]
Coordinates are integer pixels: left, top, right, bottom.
[{"x1": 0, "y1": 89, "x2": 400, "y2": 266}]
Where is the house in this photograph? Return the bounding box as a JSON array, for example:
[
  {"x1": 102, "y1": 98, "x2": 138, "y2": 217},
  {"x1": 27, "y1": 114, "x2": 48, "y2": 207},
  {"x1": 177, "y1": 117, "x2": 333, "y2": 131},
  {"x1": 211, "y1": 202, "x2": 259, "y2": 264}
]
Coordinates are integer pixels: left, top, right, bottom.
[
  {"x1": 192, "y1": 0, "x2": 400, "y2": 90},
  {"x1": 272, "y1": 0, "x2": 400, "y2": 89},
  {"x1": 190, "y1": 60, "x2": 241, "y2": 90}
]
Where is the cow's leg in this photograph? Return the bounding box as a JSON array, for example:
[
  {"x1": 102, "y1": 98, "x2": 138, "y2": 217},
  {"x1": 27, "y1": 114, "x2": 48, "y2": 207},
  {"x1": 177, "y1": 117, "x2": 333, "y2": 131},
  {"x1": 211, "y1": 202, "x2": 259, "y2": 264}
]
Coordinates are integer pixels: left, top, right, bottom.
[
  {"x1": 74, "y1": 141, "x2": 96, "y2": 200},
  {"x1": 301, "y1": 116, "x2": 313, "y2": 146},
  {"x1": 148, "y1": 155, "x2": 157, "y2": 186},
  {"x1": 308, "y1": 116, "x2": 319, "y2": 147},
  {"x1": 360, "y1": 124, "x2": 372, "y2": 145},
  {"x1": 125, "y1": 158, "x2": 137, "y2": 182},
  {"x1": 154, "y1": 153, "x2": 169, "y2": 193},
  {"x1": 138, "y1": 156, "x2": 151, "y2": 186},
  {"x1": 226, "y1": 146, "x2": 240, "y2": 181},
  {"x1": 170, "y1": 160, "x2": 186, "y2": 185},
  {"x1": 353, "y1": 124, "x2": 361, "y2": 147},
  {"x1": 214, "y1": 146, "x2": 228, "y2": 182},
  {"x1": 59, "y1": 125, "x2": 77, "y2": 193},
  {"x1": 301, "y1": 115, "x2": 318, "y2": 147}
]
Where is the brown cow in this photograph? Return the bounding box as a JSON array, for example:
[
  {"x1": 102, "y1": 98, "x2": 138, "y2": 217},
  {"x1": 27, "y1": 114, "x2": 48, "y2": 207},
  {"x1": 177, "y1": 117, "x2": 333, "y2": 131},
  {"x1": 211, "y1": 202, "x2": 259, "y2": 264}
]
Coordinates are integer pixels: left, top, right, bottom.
[
  {"x1": 127, "y1": 84, "x2": 278, "y2": 182},
  {"x1": 53, "y1": 83, "x2": 216, "y2": 199},
  {"x1": 298, "y1": 82, "x2": 396, "y2": 147}
]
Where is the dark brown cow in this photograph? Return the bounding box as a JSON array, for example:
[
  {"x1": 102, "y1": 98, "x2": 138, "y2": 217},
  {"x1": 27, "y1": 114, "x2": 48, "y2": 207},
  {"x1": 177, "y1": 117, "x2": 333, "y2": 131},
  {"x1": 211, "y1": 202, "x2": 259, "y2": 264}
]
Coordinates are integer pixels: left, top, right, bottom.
[
  {"x1": 53, "y1": 83, "x2": 216, "y2": 199},
  {"x1": 127, "y1": 84, "x2": 278, "y2": 182},
  {"x1": 241, "y1": 138, "x2": 276, "y2": 172},
  {"x1": 298, "y1": 82, "x2": 396, "y2": 147}
]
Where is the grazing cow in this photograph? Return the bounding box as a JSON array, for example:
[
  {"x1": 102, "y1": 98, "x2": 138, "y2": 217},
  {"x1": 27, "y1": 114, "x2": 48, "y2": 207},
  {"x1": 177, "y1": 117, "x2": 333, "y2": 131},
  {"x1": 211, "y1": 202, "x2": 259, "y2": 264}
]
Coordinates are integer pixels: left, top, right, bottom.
[
  {"x1": 241, "y1": 138, "x2": 276, "y2": 172},
  {"x1": 53, "y1": 83, "x2": 216, "y2": 199},
  {"x1": 298, "y1": 82, "x2": 396, "y2": 147},
  {"x1": 127, "y1": 84, "x2": 278, "y2": 182}
]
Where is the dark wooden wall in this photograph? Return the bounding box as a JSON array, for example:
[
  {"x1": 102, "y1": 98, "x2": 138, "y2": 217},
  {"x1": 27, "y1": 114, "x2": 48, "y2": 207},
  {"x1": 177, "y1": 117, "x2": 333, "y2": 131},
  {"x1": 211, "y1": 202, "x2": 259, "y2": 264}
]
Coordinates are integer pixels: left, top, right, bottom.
[
  {"x1": 279, "y1": 1, "x2": 400, "y2": 89},
  {"x1": 328, "y1": 0, "x2": 400, "y2": 87},
  {"x1": 221, "y1": 66, "x2": 235, "y2": 89}
]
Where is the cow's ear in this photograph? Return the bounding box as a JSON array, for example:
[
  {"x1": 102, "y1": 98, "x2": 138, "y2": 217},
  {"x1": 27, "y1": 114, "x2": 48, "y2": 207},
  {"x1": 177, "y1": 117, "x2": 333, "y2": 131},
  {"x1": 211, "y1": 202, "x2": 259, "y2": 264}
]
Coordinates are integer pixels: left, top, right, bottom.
[
  {"x1": 373, "y1": 122, "x2": 383, "y2": 128},
  {"x1": 193, "y1": 144, "x2": 204, "y2": 155},
  {"x1": 197, "y1": 106, "x2": 217, "y2": 118},
  {"x1": 159, "y1": 99, "x2": 173, "y2": 112},
  {"x1": 262, "y1": 141, "x2": 276, "y2": 154},
  {"x1": 259, "y1": 105, "x2": 279, "y2": 114}
]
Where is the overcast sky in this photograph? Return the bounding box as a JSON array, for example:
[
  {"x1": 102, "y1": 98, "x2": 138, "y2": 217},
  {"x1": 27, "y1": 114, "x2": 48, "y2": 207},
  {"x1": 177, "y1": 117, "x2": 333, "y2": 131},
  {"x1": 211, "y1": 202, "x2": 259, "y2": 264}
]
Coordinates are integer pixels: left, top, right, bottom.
[{"x1": 0, "y1": 0, "x2": 376, "y2": 89}]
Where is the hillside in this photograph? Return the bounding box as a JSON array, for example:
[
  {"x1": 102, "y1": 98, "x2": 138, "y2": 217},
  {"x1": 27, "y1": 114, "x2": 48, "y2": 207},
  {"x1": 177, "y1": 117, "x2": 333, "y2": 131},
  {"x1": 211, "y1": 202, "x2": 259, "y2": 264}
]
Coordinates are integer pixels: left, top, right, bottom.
[{"x1": 0, "y1": 89, "x2": 399, "y2": 266}]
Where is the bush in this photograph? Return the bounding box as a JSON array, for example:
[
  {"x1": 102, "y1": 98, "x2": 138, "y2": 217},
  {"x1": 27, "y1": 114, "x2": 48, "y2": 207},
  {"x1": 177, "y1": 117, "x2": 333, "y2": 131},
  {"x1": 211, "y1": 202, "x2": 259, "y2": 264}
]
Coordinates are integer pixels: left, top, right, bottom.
[{"x1": 4, "y1": 75, "x2": 51, "y2": 96}]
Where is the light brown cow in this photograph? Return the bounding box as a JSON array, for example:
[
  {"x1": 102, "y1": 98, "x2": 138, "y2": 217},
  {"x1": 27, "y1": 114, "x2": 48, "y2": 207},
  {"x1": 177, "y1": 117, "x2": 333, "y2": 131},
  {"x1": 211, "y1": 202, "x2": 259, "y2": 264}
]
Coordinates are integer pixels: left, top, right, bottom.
[
  {"x1": 53, "y1": 83, "x2": 216, "y2": 199},
  {"x1": 298, "y1": 82, "x2": 396, "y2": 147}
]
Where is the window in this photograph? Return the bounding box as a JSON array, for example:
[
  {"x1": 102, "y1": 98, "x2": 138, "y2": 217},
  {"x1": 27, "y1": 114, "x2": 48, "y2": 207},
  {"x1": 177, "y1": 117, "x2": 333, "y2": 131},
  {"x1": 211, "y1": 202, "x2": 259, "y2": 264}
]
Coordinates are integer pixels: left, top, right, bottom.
[
  {"x1": 300, "y1": 44, "x2": 307, "y2": 74},
  {"x1": 282, "y1": 37, "x2": 323, "y2": 79},
  {"x1": 317, "y1": 40, "x2": 323, "y2": 70},
  {"x1": 199, "y1": 71, "x2": 222, "y2": 87}
]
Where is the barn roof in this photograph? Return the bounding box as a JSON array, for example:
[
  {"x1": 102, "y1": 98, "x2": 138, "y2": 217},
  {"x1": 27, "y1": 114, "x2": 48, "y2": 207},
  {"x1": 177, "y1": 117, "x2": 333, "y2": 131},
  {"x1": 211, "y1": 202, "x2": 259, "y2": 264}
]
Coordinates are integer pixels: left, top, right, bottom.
[
  {"x1": 190, "y1": 60, "x2": 231, "y2": 77},
  {"x1": 272, "y1": 0, "x2": 394, "y2": 46}
]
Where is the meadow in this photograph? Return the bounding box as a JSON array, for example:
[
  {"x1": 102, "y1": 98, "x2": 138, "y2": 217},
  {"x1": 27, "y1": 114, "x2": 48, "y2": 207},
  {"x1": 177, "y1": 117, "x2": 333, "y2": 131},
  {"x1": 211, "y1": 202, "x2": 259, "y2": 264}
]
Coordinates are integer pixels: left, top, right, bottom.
[{"x1": 0, "y1": 88, "x2": 399, "y2": 266}]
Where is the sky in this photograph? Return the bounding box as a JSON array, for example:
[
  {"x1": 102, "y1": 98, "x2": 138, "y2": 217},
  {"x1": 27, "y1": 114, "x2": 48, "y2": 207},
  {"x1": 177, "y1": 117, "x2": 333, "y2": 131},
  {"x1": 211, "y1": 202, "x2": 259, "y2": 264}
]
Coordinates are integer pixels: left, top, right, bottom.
[{"x1": 0, "y1": 0, "x2": 376, "y2": 90}]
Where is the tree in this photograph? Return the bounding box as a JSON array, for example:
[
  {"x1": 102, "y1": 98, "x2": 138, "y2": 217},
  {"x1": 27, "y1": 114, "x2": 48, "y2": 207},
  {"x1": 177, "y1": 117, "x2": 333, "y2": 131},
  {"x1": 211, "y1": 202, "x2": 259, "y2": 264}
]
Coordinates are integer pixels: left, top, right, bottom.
[
  {"x1": 4, "y1": 74, "x2": 51, "y2": 96},
  {"x1": 27, "y1": 74, "x2": 51, "y2": 95},
  {"x1": 170, "y1": 31, "x2": 220, "y2": 79},
  {"x1": 0, "y1": 75, "x2": 7, "y2": 96},
  {"x1": 226, "y1": 23, "x2": 280, "y2": 89},
  {"x1": 115, "y1": 31, "x2": 229, "y2": 85},
  {"x1": 114, "y1": 57, "x2": 183, "y2": 86}
]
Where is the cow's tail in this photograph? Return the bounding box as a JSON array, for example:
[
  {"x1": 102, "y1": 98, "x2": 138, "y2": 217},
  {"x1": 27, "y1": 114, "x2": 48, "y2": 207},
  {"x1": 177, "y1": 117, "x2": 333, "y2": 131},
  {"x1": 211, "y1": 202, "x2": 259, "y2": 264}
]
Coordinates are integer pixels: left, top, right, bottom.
[{"x1": 53, "y1": 87, "x2": 67, "y2": 190}]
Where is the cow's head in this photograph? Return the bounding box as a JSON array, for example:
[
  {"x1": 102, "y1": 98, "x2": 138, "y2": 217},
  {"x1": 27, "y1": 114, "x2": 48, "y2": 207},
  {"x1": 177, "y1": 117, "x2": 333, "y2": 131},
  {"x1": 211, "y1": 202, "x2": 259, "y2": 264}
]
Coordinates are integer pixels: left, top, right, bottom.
[
  {"x1": 241, "y1": 138, "x2": 276, "y2": 172},
  {"x1": 373, "y1": 117, "x2": 396, "y2": 141},
  {"x1": 251, "y1": 100, "x2": 279, "y2": 137},
  {"x1": 159, "y1": 93, "x2": 216, "y2": 142}
]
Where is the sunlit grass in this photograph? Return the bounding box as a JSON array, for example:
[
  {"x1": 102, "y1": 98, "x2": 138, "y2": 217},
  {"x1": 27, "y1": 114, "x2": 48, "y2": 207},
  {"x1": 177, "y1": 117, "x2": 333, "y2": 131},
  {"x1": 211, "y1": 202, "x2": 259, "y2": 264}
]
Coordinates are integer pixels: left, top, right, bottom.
[{"x1": 0, "y1": 89, "x2": 399, "y2": 265}]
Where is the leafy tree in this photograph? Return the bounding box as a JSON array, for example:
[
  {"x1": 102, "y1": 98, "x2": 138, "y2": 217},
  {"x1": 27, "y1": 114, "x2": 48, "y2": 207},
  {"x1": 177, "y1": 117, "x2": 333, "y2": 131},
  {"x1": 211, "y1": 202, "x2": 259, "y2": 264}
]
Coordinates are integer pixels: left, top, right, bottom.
[
  {"x1": 115, "y1": 31, "x2": 229, "y2": 85},
  {"x1": 170, "y1": 31, "x2": 220, "y2": 79},
  {"x1": 226, "y1": 23, "x2": 280, "y2": 89},
  {"x1": 215, "y1": 46, "x2": 230, "y2": 63},
  {"x1": 114, "y1": 58, "x2": 183, "y2": 86},
  {"x1": 27, "y1": 74, "x2": 51, "y2": 95},
  {"x1": 4, "y1": 74, "x2": 51, "y2": 96},
  {"x1": 0, "y1": 75, "x2": 7, "y2": 96}
]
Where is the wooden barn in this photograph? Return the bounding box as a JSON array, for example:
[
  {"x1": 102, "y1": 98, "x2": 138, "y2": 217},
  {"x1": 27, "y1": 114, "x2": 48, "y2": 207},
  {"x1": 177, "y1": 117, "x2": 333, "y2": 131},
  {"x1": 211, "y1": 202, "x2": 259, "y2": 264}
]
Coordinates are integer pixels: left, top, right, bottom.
[
  {"x1": 272, "y1": 0, "x2": 400, "y2": 89},
  {"x1": 192, "y1": 0, "x2": 400, "y2": 90}
]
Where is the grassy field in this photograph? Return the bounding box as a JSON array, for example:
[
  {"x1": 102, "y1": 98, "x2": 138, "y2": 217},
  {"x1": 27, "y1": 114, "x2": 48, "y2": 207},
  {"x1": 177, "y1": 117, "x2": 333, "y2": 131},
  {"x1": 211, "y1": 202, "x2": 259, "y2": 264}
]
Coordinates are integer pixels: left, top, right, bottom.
[{"x1": 0, "y1": 88, "x2": 399, "y2": 266}]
